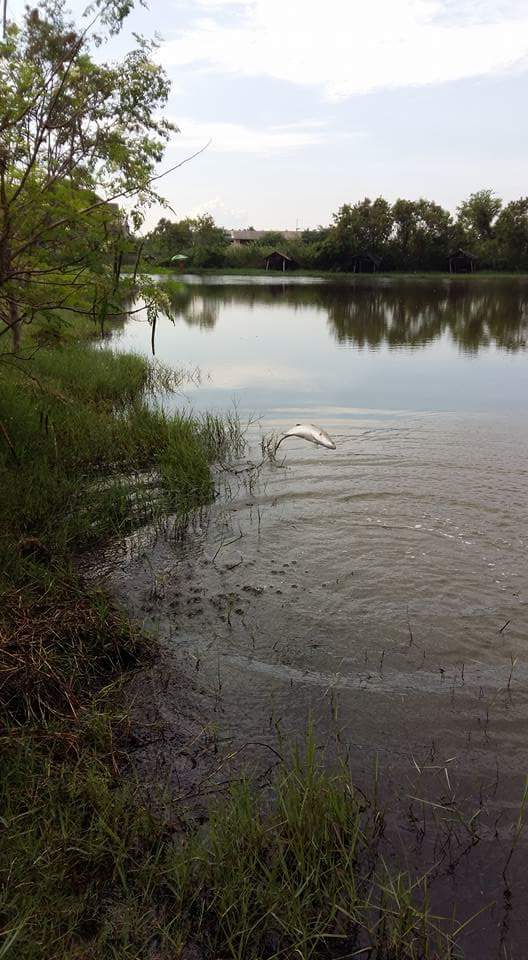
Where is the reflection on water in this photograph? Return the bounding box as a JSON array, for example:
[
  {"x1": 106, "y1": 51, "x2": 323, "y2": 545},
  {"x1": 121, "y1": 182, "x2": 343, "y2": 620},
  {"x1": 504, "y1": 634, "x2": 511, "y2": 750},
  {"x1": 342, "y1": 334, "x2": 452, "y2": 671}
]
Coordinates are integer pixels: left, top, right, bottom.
[
  {"x1": 163, "y1": 276, "x2": 528, "y2": 353},
  {"x1": 117, "y1": 276, "x2": 528, "y2": 415}
]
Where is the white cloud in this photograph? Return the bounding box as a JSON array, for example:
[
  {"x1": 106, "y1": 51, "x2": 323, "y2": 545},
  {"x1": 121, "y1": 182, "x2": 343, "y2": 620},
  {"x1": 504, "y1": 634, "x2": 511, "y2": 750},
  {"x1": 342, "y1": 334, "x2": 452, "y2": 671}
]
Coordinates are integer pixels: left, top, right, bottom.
[
  {"x1": 188, "y1": 196, "x2": 249, "y2": 226},
  {"x1": 192, "y1": 0, "x2": 249, "y2": 6},
  {"x1": 167, "y1": 117, "x2": 361, "y2": 153},
  {"x1": 159, "y1": 0, "x2": 528, "y2": 99}
]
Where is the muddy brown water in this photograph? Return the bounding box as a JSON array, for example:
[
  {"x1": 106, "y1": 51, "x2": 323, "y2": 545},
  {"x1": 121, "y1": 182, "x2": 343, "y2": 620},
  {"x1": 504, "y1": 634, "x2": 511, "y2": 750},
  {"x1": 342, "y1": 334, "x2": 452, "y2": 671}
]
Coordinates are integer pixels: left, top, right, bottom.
[{"x1": 103, "y1": 277, "x2": 528, "y2": 956}]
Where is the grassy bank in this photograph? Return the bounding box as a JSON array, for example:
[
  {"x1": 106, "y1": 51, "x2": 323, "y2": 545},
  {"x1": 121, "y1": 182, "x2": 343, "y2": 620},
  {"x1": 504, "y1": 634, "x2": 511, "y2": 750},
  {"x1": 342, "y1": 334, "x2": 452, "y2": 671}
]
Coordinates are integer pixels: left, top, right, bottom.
[
  {"x1": 1, "y1": 315, "x2": 457, "y2": 958},
  {"x1": 145, "y1": 264, "x2": 528, "y2": 283},
  {"x1": 0, "y1": 311, "x2": 242, "y2": 957}
]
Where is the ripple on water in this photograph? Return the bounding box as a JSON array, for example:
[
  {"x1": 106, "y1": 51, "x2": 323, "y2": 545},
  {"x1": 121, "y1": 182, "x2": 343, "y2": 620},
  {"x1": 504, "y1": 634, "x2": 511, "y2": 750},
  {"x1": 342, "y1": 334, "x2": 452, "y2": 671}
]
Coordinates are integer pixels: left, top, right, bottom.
[{"x1": 96, "y1": 414, "x2": 528, "y2": 788}]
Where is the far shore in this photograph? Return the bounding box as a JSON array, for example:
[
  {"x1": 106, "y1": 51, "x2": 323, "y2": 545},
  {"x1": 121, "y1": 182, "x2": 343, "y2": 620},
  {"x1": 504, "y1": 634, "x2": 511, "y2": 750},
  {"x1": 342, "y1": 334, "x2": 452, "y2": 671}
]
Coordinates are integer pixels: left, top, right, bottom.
[{"x1": 147, "y1": 265, "x2": 528, "y2": 281}]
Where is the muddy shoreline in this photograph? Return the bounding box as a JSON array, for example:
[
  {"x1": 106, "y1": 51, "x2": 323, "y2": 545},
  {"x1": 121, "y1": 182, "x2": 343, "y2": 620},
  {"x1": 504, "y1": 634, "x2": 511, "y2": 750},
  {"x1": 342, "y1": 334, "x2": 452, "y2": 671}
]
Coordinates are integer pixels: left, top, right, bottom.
[
  {"x1": 122, "y1": 622, "x2": 528, "y2": 958},
  {"x1": 90, "y1": 471, "x2": 528, "y2": 959}
]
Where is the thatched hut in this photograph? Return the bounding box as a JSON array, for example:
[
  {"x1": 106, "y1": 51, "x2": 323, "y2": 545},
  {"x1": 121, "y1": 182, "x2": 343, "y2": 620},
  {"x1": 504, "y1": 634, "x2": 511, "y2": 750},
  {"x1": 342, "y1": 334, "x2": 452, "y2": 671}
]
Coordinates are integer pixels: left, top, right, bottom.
[
  {"x1": 350, "y1": 253, "x2": 382, "y2": 273},
  {"x1": 264, "y1": 251, "x2": 298, "y2": 272},
  {"x1": 448, "y1": 249, "x2": 479, "y2": 274}
]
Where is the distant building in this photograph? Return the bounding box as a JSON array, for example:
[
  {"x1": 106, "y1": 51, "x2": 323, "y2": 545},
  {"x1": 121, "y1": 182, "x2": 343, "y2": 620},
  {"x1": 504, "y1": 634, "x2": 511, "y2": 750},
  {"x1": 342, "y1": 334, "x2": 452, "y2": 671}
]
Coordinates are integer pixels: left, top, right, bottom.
[
  {"x1": 448, "y1": 249, "x2": 479, "y2": 274},
  {"x1": 229, "y1": 229, "x2": 299, "y2": 246},
  {"x1": 264, "y1": 251, "x2": 299, "y2": 272},
  {"x1": 350, "y1": 253, "x2": 383, "y2": 273}
]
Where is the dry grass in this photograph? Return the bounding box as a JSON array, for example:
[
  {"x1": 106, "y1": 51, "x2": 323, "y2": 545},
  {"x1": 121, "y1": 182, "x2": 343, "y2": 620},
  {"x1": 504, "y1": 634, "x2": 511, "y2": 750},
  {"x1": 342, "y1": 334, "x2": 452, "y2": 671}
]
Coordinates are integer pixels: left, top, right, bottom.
[{"x1": 0, "y1": 584, "x2": 145, "y2": 725}]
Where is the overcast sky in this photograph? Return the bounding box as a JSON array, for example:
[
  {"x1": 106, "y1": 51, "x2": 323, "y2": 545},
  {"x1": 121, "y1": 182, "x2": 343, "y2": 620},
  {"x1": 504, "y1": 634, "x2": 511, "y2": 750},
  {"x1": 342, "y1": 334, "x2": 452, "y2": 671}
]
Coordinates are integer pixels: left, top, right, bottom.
[{"x1": 7, "y1": 0, "x2": 528, "y2": 230}]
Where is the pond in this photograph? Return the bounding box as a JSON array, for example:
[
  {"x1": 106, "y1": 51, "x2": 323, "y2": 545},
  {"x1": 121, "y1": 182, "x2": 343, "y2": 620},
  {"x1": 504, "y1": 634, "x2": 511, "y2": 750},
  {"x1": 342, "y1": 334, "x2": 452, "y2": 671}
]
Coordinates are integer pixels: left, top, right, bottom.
[
  {"x1": 108, "y1": 276, "x2": 528, "y2": 953},
  {"x1": 120, "y1": 274, "x2": 528, "y2": 416}
]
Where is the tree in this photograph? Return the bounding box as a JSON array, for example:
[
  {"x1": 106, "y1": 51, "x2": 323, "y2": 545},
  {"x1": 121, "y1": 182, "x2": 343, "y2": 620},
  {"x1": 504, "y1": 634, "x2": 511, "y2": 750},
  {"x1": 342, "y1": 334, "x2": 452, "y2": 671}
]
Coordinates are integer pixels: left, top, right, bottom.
[
  {"x1": 390, "y1": 198, "x2": 451, "y2": 270},
  {"x1": 260, "y1": 231, "x2": 285, "y2": 247},
  {"x1": 455, "y1": 189, "x2": 502, "y2": 267},
  {"x1": 144, "y1": 214, "x2": 229, "y2": 266},
  {"x1": 145, "y1": 217, "x2": 194, "y2": 261},
  {"x1": 391, "y1": 199, "x2": 418, "y2": 267},
  {"x1": 495, "y1": 198, "x2": 528, "y2": 270},
  {"x1": 457, "y1": 190, "x2": 502, "y2": 243},
  {"x1": 412, "y1": 199, "x2": 451, "y2": 270},
  {"x1": 0, "y1": 0, "x2": 175, "y2": 353},
  {"x1": 301, "y1": 226, "x2": 330, "y2": 245},
  {"x1": 191, "y1": 214, "x2": 229, "y2": 251},
  {"x1": 326, "y1": 198, "x2": 393, "y2": 269}
]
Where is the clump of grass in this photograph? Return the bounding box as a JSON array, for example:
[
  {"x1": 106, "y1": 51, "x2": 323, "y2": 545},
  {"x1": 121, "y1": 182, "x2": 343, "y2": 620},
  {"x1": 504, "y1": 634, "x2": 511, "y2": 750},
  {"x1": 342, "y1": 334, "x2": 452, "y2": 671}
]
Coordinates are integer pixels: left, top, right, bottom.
[
  {"x1": 160, "y1": 415, "x2": 216, "y2": 510},
  {"x1": 199, "y1": 410, "x2": 246, "y2": 462},
  {"x1": 0, "y1": 345, "x2": 245, "y2": 580},
  {"x1": 167, "y1": 735, "x2": 454, "y2": 960},
  {"x1": 0, "y1": 728, "x2": 457, "y2": 959},
  {"x1": 0, "y1": 710, "x2": 164, "y2": 960},
  {"x1": 159, "y1": 410, "x2": 246, "y2": 510}
]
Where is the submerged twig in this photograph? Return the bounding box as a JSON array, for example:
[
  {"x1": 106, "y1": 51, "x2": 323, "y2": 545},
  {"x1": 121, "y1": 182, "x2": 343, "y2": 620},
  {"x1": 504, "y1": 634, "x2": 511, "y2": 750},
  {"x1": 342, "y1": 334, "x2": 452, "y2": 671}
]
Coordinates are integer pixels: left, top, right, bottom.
[{"x1": 210, "y1": 530, "x2": 243, "y2": 563}]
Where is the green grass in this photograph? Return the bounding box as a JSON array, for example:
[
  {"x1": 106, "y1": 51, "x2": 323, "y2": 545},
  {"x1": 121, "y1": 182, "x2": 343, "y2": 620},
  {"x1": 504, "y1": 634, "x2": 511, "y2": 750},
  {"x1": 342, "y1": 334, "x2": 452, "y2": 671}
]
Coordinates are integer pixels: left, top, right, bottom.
[
  {"x1": 1, "y1": 725, "x2": 458, "y2": 959},
  {"x1": 0, "y1": 338, "x2": 243, "y2": 584},
  {"x1": 1, "y1": 708, "x2": 160, "y2": 959},
  {"x1": 0, "y1": 309, "x2": 243, "y2": 956},
  {"x1": 170, "y1": 735, "x2": 455, "y2": 960},
  {"x1": 0, "y1": 316, "x2": 245, "y2": 728},
  {"x1": 151, "y1": 265, "x2": 528, "y2": 281}
]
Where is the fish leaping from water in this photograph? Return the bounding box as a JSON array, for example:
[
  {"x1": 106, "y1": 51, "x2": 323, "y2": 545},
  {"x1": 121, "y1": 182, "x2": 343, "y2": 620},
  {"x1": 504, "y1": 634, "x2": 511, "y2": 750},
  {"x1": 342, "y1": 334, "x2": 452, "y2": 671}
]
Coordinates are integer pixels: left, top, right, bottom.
[
  {"x1": 223, "y1": 423, "x2": 336, "y2": 476},
  {"x1": 275, "y1": 423, "x2": 336, "y2": 452}
]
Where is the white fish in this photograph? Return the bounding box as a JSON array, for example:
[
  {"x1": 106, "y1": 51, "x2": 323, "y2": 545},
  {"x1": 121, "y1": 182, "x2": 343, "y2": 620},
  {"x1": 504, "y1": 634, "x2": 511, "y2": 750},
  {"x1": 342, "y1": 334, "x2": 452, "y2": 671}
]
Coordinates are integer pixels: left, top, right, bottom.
[{"x1": 275, "y1": 423, "x2": 336, "y2": 451}]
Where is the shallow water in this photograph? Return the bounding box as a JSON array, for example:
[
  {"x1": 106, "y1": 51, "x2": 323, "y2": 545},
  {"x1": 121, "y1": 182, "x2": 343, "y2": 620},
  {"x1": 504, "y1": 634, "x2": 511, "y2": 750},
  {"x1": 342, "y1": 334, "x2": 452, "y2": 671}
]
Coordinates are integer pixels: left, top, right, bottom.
[{"x1": 108, "y1": 276, "x2": 528, "y2": 953}]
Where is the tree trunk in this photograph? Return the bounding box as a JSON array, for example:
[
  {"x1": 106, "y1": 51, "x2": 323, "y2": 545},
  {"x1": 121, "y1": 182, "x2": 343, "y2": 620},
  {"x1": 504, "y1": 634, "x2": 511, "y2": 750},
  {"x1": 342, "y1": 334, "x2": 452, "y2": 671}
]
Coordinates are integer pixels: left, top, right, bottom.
[
  {"x1": 0, "y1": 244, "x2": 22, "y2": 352},
  {"x1": 9, "y1": 298, "x2": 21, "y2": 352},
  {"x1": 113, "y1": 248, "x2": 123, "y2": 291},
  {"x1": 0, "y1": 197, "x2": 19, "y2": 350},
  {"x1": 132, "y1": 238, "x2": 145, "y2": 284}
]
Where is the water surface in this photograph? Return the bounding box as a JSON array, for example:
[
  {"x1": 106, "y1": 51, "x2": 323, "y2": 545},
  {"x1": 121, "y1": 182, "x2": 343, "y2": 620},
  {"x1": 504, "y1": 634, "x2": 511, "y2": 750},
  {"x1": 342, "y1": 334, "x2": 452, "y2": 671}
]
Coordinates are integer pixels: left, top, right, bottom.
[
  {"x1": 108, "y1": 277, "x2": 528, "y2": 953},
  {"x1": 117, "y1": 274, "x2": 528, "y2": 415}
]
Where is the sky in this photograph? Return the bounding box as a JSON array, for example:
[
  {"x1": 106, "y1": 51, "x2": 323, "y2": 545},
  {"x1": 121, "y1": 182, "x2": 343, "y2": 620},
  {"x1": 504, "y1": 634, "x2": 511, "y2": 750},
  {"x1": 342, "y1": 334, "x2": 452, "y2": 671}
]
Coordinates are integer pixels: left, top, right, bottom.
[{"x1": 6, "y1": 0, "x2": 528, "y2": 230}]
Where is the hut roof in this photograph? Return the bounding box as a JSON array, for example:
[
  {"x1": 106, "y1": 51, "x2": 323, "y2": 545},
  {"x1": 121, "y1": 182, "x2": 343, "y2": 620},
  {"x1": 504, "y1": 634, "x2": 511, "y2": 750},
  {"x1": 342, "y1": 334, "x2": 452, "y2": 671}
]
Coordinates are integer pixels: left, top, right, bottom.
[
  {"x1": 449, "y1": 248, "x2": 478, "y2": 260},
  {"x1": 265, "y1": 250, "x2": 296, "y2": 262}
]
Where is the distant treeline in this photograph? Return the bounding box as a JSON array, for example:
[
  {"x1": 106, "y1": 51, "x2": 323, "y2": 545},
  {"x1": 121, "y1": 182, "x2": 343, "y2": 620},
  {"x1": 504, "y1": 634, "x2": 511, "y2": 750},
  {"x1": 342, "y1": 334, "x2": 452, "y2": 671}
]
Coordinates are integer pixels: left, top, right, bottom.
[{"x1": 141, "y1": 192, "x2": 528, "y2": 272}]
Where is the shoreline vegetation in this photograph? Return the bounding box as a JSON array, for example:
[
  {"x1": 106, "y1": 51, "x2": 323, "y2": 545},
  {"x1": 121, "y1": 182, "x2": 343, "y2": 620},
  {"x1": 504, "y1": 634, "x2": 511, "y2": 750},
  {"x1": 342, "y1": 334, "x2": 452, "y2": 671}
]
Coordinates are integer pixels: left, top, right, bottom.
[
  {"x1": 1, "y1": 311, "x2": 463, "y2": 959},
  {"x1": 141, "y1": 191, "x2": 528, "y2": 275},
  {"x1": 150, "y1": 265, "x2": 528, "y2": 280}
]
